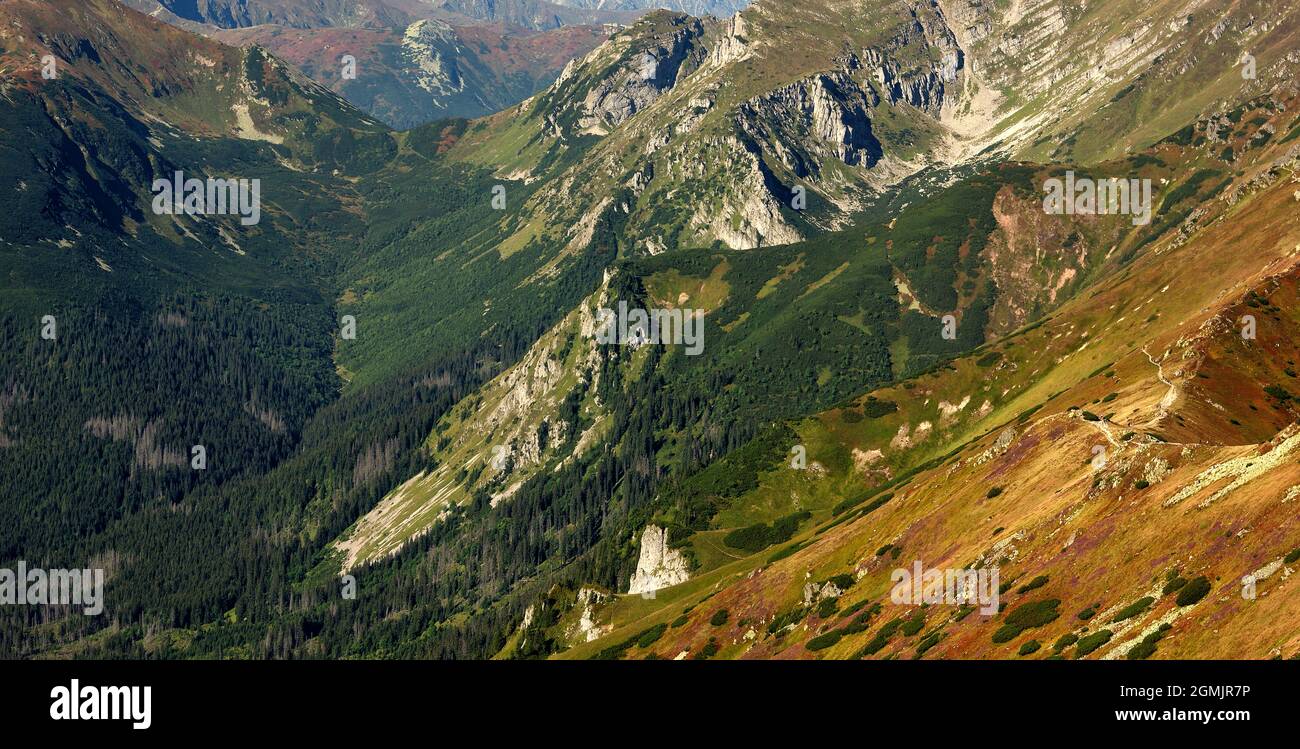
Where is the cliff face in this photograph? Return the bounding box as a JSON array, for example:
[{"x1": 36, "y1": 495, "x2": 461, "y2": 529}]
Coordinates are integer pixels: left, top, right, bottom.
[
  {"x1": 738, "y1": 72, "x2": 883, "y2": 174},
  {"x1": 540, "y1": 12, "x2": 712, "y2": 140},
  {"x1": 570, "y1": 587, "x2": 613, "y2": 642},
  {"x1": 576, "y1": 16, "x2": 708, "y2": 133},
  {"x1": 627, "y1": 525, "x2": 691, "y2": 595}
]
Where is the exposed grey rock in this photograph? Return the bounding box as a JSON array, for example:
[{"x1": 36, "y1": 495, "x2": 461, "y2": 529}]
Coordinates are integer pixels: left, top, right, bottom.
[
  {"x1": 578, "y1": 17, "x2": 707, "y2": 132},
  {"x1": 552, "y1": 0, "x2": 750, "y2": 17},
  {"x1": 628, "y1": 524, "x2": 691, "y2": 594},
  {"x1": 401, "y1": 19, "x2": 465, "y2": 100},
  {"x1": 737, "y1": 71, "x2": 884, "y2": 175}
]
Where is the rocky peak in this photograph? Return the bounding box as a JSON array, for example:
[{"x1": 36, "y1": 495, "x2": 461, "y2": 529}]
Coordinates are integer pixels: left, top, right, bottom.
[
  {"x1": 575, "y1": 13, "x2": 710, "y2": 133},
  {"x1": 401, "y1": 19, "x2": 465, "y2": 97}
]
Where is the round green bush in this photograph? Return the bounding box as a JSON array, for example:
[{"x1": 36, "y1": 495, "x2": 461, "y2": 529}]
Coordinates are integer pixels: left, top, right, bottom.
[
  {"x1": 806, "y1": 631, "x2": 843, "y2": 651},
  {"x1": 900, "y1": 613, "x2": 926, "y2": 637},
  {"x1": 1175, "y1": 576, "x2": 1211, "y2": 606},
  {"x1": 693, "y1": 639, "x2": 720, "y2": 659},
  {"x1": 1075, "y1": 629, "x2": 1113, "y2": 658},
  {"x1": 1053, "y1": 632, "x2": 1078, "y2": 652},
  {"x1": 992, "y1": 599, "x2": 1061, "y2": 643},
  {"x1": 1109, "y1": 596, "x2": 1154, "y2": 623}
]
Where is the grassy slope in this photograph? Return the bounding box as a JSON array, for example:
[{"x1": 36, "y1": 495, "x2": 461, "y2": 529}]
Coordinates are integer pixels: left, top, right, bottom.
[
  {"x1": 331, "y1": 157, "x2": 1122, "y2": 571},
  {"x1": 559, "y1": 93, "x2": 1300, "y2": 661},
  {"x1": 995, "y1": 0, "x2": 1300, "y2": 163}
]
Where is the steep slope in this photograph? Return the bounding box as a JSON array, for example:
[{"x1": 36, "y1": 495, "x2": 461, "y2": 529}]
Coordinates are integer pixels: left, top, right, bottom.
[
  {"x1": 332, "y1": 157, "x2": 1152, "y2": 572},
  {"x1": 0, "y1": 0, "x2": 406, "y2": 655},
  {"x1": 945, "y1": 0, "x2": 1300, "y2": 163},
  {"x1": 0, "y1": 0, "x2": 389, "y2": 281},
  {"x1": 4, "y1": 0, "x2": 605, "y2": 659},
  {"x1": 452, "y1": 3, "x2": 966, "y2": 253},
  {"x1": 288, "y1": 0, "x2": 1300, "y2": 662},
  {"x1": 336, "y1": 0, "x2": 1292, "y2": 577},
  {"x1": 552, "y1": 92, "x2": 1300, "y2": 660},
  {"x1": 2, "y1": 0, "x2": 646, "y2": 659}
]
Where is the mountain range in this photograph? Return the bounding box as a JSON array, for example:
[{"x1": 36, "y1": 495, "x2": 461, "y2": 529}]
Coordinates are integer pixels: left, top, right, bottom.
[
  {"x1": 119, "y1": 0, "x2": 753, "y2": 127},
  {"x1": 117, "y1": 0, "x2": 620, "y2": 127},
  {"x1": 120, "y1": 0, "x2": 749, "y2": 31},
  {"x1": 1, "y1": 0, "x2": 1298, "y2": 662}
]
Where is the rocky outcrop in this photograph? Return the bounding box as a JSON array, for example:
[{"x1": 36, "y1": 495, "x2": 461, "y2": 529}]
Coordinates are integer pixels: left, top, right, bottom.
[
  {"x1": 1165, "y1": 427, "x2": 1300, "y2": 509},
  {"x1": 936, "y1": 0, "x2": 996, "y2": 47},
  {"x1": 802, "y1": 580, "x2": 844, "y2": 606},
  {"x1": 682, "y1": 134, "x2": 805, "y2": 249},
  {"x1": 502, "y1": 0, "x2": 989, "y2": 252},
  {"x1": 577, "y1": 15, "x2": 707, "y2": 133},
  {"x1": 401, "y1": 19, "x2": 465, "y2": 100},
  {"x1": 627, "y1": 524, "x2": 691, "y2": 595},
  {"x1": 862, "y1": 43, "x2": 964, "y2": 118},
  {"x1": 736, "y1": 71, "x2": 884, "y2": 174},
  {"x1": 707, "y1": 11, "x2": 751, "y2": 68},
  {"x1": 570, "y1": 586, "x2": 612, "y2": 643}
]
